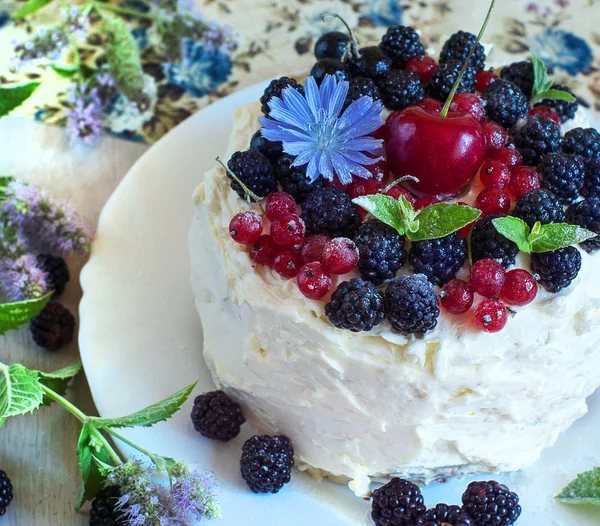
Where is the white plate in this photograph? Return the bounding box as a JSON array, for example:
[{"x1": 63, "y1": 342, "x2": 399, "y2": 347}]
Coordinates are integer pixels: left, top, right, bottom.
[{"x1": 79, "y1": 80, "x2": 600, "y2": 525}]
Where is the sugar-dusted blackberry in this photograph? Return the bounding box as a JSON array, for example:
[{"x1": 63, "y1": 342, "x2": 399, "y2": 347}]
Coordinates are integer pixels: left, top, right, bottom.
[
  {"x1": 325, "y1": 278, "x2": 385, "y2": 332},
  {"x1": 379, "y1": 69, "x2": 425, "y2": 111},
  {"x1": 311, "y1": 58, "x2": 350, "y2": 85},
  {"x1": 483, "y1": 80, "x2": 529, "y2": 129},
  {"x1": 439, "y1": 31, "x2": 486, "y2": 71},
  {"x1": 260, "y1": 76, "x2": 304, "y2": 116},
  {"x1": 499, "y1": 60, "x2": 534, "y2": 97},
  {"x1": 471, "y1": 214, "x2": 520, "y2": 268},
  {"x1": 191, "y1": 390, "x2": 245, "y2": 441},
  {"x1": 249, "y1": 130, "x2": 283, "y2": 161},
  {"x1": 461, "y1": 480, "x2": 521, "y2": 526},
  {"x1": 343, "y1": 77, "x2": 382, "y2": 111},
  {"x1": 539, "y1": 152, "x2": 585, "y2": 204},
  {"x1": 240, "y1": 435, "x2": 294, "y2": 494},
  {"x1": 534, "y1": 84, "x2": 578, "y2": 123},
  {"x1": 227, "y1": 150, "x2": 278, "y2": 201},
  {"x1": 582, "y1": 158, "x2": 600, "y2": 198},
  {"x1": 429, "y1": 59, "x2": 476, "y2": 101},
  {"x1": 566, "y1": 197, "x2": 600, "y2": 251},
  {"x1": 512, "y1": 115, "x2": 563, "y2": 166},
  {"x1": 384, "y1": 274, "x2": 440, "y2": 334},
  {"x1": 416, "y1": 503, "x2": 473, "y2": 526},
  {"x1": 512, "y1": 188, "x2": 565, "y2": 227},
  {"x1": 0, "y1": 470, "x2": 13, "y2": 517},
  {"x1": 347, "y1": 46, "x2": 392, "y2": 81},
  {"x1": 409, "y1": 232, "x2": 466, "y2": 286},
  {"x1": 275, "y1": 154, "x2": 323, "y2": 203},
  {"x1": 37, "y1": 254, "x2": 70, "y2": 297},
  {"x1": 314, "y1": 31, "x2": 350, "y2": 60},
  {"x1": 379, "y1": 25, "x2": 425, "y2": 68},
  {"x1": 531, "y1": 246, "x2": 582, "y2": 292},
  {"x1": 301, "y1": 187, "x2": 361, "y2": 238},
  {"x1": 562, "y1": 127, "x2": 600, "y2": 160},
  {"x1": 353, "y1": 220, "x2": 406, "y2": 285},
  {"x1": 371, "y1": 478, "x2": 426, "y2": 526},
  {"x1": 30, "y1": 302, "x2": 75, "y2": 351},
  {"x1": 89, "y1": 486, "x2": 125, "y2": 526}
]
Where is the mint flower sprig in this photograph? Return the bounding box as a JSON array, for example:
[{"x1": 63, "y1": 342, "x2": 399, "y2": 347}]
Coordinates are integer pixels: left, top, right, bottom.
[{"x1": 530, "y1": 52, "x2": 577, "y2": 106}]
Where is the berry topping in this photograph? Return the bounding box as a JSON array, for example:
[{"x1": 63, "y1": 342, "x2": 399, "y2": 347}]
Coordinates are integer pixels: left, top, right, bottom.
[
  {"x1": 275, "y1": 154, "x2": 324, "y2": 203},
  {"x1": 512, "y1": 115, "x2": 563, "y2": 166},
  {"x1": 501, "y1": 269, "x2": 538, "y2": 306},
  {"x1": 0, "y1": 470, "x2": 13, "y2": 517},
  {"x1": 30, "y1": 302, "x2": 75, "y2": 351},
  {"x1": 379, "y1": 26, "x2": 425, "y2": 68},
  {"x1": 343, "y1": 77, "x2": 382, "y2": 111},
  {"x1": 461, "y1": 480, "x2": 522, "y2": 526},
  {"x1": 489, "y1": 147, "x2": 522, "y2": 169},
  {"x1": 566, "y1": 197, "x2": 600, "y2": 252},
  {"x1": 379, "y1": 69, "x2": 425, "y2": 111},
  {"x1": 89, "y1": 485, "x2": 123, "y2": 526},
  {"x1": 440, "y1": 30, "x2": 487, "y2": 71},
  {"x1": 531, "y1": 246, "x2": 582, "y2": 293},
  {"x1": 483, "y1": 80, "x2": 529, "y2": 128},
  {"x1": 300, "y1": 234, "x2": 330, "y2": 264},
  {"x1": 409, "y1": 232, "x2": 467, "y2": 286},
  {"x1": 301, "y1": 187, "x2": 361, "y2": 239},
  {"x1": 539, "y1": 153, "x2": 585, "y2": 204},
  {"x1": 508, "y1": 166, "x2": 541, "y2": 197},
  {"x1": 582, "y1": 159, "x2": 600, "y2": 198},
  {"x1": 191, "y1": 390, "x2": 245, "y2": 441},
  {"x1": 249, "y1": 130, "x2": 283, "y2": 161},
  {"x1": 449, "y1": 92, "x2": 485, "y2": 122},
  {"x1": 240, "y1": 435, "x2": 294, "y2": 494},
  {"x1": 471, "y1": 214, "x2": 519, "y2": 268},
  {"x1": 417, "y1": 503, "x2": 473, "y2": 526},
  {"x1": 475, "y1": 69, "x2": 499, "y2": 94},
  {"x1": 367, "y1": 159, "x2": 390, "y2": 182},
  {"x1": 322, "y1": 237, "x2": 359, "y2": 274},
  {"x1": 260, "y1": 77, "x2": 304, "y2": 117},
  {"x1": 270, "y1": 214, "x2": 305, "y2": 249},
  {"x1": 534, "y1": 83, "x2": 578, "y2": 123},
  {"x1": 429, "y1": 59, "x2": 477, "y2": 101},
  {"x1": 470, "y1": 258, "x2": 506, "y2": 297},
  {"x1": 482, "y1": 120, "x2": 509, "y2": 152},
  {"x1": 297, "y1": 262, "x2": 333, "y2": 299},
  {"x1": 349, "y1": 179, "x2": 386, "y2": 200},
  {"x1": 314, "y1": 31, "x2": 350, "y2": 61},
  {"x1": 249, "y1": 235, "x2": 277, "y2": 265},
  {"x1": 265, "y1": 192, "x2": 296, "y2": 221},
  {"x1": 347, "y1": 46, "x2": 392, "y2": 80},
  {"x1": 528, "y1": 105, "x2": 561, "y2": 126},
  {"x1": 386, "y1": 186, "x2": 416, "y2": 204},
  {"x1": 406, "y1": 54, "x2": 439, "y2": 84},
  {"x1": 417, "y1": 97, "x2": 444, "y2": 114},
  {"x1": 273, "y1": 250, "x2": 303, "y2": 279},
  {"x1": 227, "y1": 150, "x2": 278, "y2": 201},
  {"x1": 413, "y1": 196, "x2": 440, "y2": 211},
  {"x1": 499, "y1": 60, "x2": 534, "y2": 97},
  {"x1": 325, "y1": 278, "x2": 385, "y2": 332},
  {"x1": 474, "y1": 299, "x2": 508, "y2": 332},
  {"x1": 479, "y1": 159, "x2": 511, "y2": 188},
  {"x1": 371, "y1": 478, "x2": 426, "y2": 526},
  {"x1": 439, "y1": 279, "x2": 475, "y2": 315},
  {"x1": 475, "y1": 187, "x2": 511, "y2": 215},
  {"x1": 229, "y1": 211, "x2": 263, "y2": 244},
  {"x1": 562, "y1": 127, "x2": 600, "y2": 160},
  {"x1": 37, "y1": 254, "x2": 70, "y2": 297},
  {"x1": 513, "y1": 188, "x2": 565, "y2": 227},
  {"x1": 310, "y1": 58, "x2": 350, "y2": 85}
]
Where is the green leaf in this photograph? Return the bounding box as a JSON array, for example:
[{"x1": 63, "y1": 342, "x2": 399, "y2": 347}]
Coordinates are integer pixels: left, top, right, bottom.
[
  {"x1": 0, "y1": 363, "x2": 44, "y2": 419},
  {"x1": 556, "y1": 467, "x2": 600, "y2": 505},
  {"x1": 0, "y1": 176, "x2": 14, "y2": 202},
  {"x1": 531, "y1": 223, "x2": 597, "y2": 253},
  {"x1": 0, "y1": 292, "x2": 52, "y2": 336},
  {"x1": 0, "y1": 82, "x2": 41, "y2": 119},
  {"x1": 531, "y1": 51, "x2": 548, "y2": 97},
  {"x1": 77, "y1": 424, "x2": 112, "y2": 508},
  {"x1": 0, "y1": 417, "x2": 6, "y2": 428},
  {"x1": 352, "y1": 194, "x2": 409, "y2": 235},
  {"x1": 50, "y1": 64, "x2": 80, "y2": 79},
  {"x1": 492, "y1": 216, "x2": 533, "y2": 252},
  {"x1": 38, "y1": 362, "x2": 82, "y2": 405},
  {"x1": 409, "y1": 204, "x2": 481, "y2": 242},
  {"x1": 92, "y1": 382, "x2": 197, "y2": 429},
  {"x1": 532, "y1": 89, "x2": 577, "y2": 105},
  {"x1": 12, "y1": 0, "x2": 55, "y2": 18}
]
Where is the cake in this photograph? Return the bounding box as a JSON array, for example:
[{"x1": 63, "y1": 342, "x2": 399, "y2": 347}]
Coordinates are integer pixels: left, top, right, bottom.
[{"x1": 188, "y1": 21, "x2": 600, "y2": 501}]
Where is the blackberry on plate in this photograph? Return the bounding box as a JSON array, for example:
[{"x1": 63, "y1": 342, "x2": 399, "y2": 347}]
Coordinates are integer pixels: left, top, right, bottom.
[
  {"x1": 461, "y1": 480, "x2": 521, "y2": 526},
  {"x1": 191, "y1": 390, "x2": 245, "y2": 441},
  {"x1": 89, "y1": 486, "x2": 124, "y2": 526},
  {"x1": 531, "y1": 246, "x2": 582, "y2": 292},
  {"x1": 534, "y1": 84, "x2": 578, "y2": 123},
  {"x1": 379, "y1": 25, "x2": 425, "y2": 68},
  {"x1": 512, "y1": 188, "x2": 565, "y2": 227},
  {"x1": 301, "y1": 187, "x2": 361, "y2": 239},
  {"x1": 566, "y1": 197, "x2": 600, "y2": 251},
  {"x1": 439, "y1": 31, "x2": 486, "y2": 71},
  {"x1": 471, "y1": 214, "x2": 519, "y2": 268},
  {"x1": 539, "y1": 152, "x2": 585, "y2": 204},
  {"x1": 409, "y1": 232, "x2": 466, "y2": 286},
  {"x1": 499, "y1": 60, "x2": 534, "y2": 97},
  {"x1": 240, "y1": 435, "x2": 294, "y2": 494},
  {"x1": 30, "y1": 302, "x2": 75, "y2": 351},
  {"x1": 347, "y1": 46, "x2": 392, "y2": 81},
  {"x1": 276, "y1": 154, "x2": 323, "y2": 203},
  {"x1": 562, "y1": 127, "x2": 600, "y2": 160},
  {"x1": 416, "y1": 503, "x2": 473, "y2": 526},
  {"x1": 227, "y1": 150, "x2": 278, "y2": 201},
  {"x1": 483, "y1": 80, "x2": 529, "y2": 129},
  {"x1": 384, "y1": 274, "x2": 440, "y2": 335},
  {"x1": 379, "y1": 69, "x2": 425, "y2": 111},
  {"x1": 353, "y1": 220, "x2": 406, "y2": 286},
  {"x1": 0, "y1": 470, "x2": 13, "y2": 517},
  {"x1": 249, "y1": 130, "x2": 283, "y2": 161},
  {"x1": 582, "y1": 158, "x2": 600, "y2": 198},
  {"x1": 311, "y1": 58, "x2": 350, "y2": 85},
  {"x1": 314, "y1": 31, "x2": 350, "y2": 60},
  {"x1": 429, "y1": 59, "x2": 476, "y2": 101},
  {"x1": 512, "y1": 115, "x2": 562, "y2": 166},
  {"x1": 343, "y1": 77, "x2": 382, "y2": 111},
  {"x1": 260, "y1": 77, "x2": 304, "y2": 117},
  {"x1": 37, "y1": 254, "x2": 70, "y2": 297},
  {"x1": 371, "y1": 478, "x2": 426, "y2": 526},
  {"x1": 325, "y1": 278, "x2": 385, "y2": 332}
]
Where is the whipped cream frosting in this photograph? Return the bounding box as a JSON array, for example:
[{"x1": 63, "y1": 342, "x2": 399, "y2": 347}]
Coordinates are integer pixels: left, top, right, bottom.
[{"x1": 189, "y1": 102, "x2": 600, "y2": 497}]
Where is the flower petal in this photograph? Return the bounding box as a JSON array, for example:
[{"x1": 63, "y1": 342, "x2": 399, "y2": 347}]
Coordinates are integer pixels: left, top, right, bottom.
[
  {"x1": 318, "y1": 153, "x2": 335, "y2": 181},
  {"x1": 341, "y1": 150, "x2": 383, "y2": 165},
  {"x1": 280, "y1": 85, "x2": 313, "y2": 125},
  {"x1": 327, "y1": 78, "x2": 349, "y2": 119},
  {"x1": 304, "y1": 76, "x2": 322, "y2": 118},
  {"x1": 330, "y1": 151, "x2": 353, "y2": 184},
  {"x1": 306, "y1": 153, "x2": 321, "y2": 182},
  {"x1": 341, "y1": 137, "x2": 383, "y2": 153}
]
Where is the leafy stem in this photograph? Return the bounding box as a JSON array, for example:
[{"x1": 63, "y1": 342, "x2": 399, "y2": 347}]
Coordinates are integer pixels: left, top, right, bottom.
[
  {"x1": 40, "y1": 383, "x2": 86, "y2": 422},
  {"x1": 104, "y1": 427, "x2": 157, "y2": 464},
  {"x1": 92, "y1": 1, "x2": 157, "y2": 21},
  {"x1": 89, "y1": 425, "x2": 123, "y2": 465}
]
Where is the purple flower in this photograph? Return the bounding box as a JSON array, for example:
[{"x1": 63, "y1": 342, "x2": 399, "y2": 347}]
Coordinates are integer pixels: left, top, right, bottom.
[
  {"x1": 11, "y1": 26, "x2": 68, "y2": 70},
  {"x1": 526, "y1": 2, "x2": 539, "y2": 12},
  {"x1": 200, "y1": 22, "x2": 238, "y2": 53},
  {"x1": 66, "y1": 85, "x2": 103, "y2": 144},
  {"x1": 60, "y1": 6, "x2": 91, "y2": 41},
  {"x1": 0, "y1": 254, "x2": 48, "y2": 301},
  {"x1": 169, "y1": 464, "x2": 221, "y2": 521},
  {"x1": 259, "y1": 75, "x2": 384, "y2": 185}
]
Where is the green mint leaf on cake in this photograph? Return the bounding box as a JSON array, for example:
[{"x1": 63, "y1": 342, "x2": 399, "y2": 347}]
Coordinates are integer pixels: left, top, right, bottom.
[
  {"x1": 556, "y1": 467, "x2": 600, "y2": 505},
  {"x1": 0, "y1": 292, "x2": 52, "y2": 335},
  {"x1": 352, "y1": 194, "x2": 417, "y2": 235},
  {"x1": 492, "y1": 217, "x2": 533, "y2": 252},
  {"x1": 409, "y1": 203, "x2": 481, "y2": 242},
  {"x1": 0, "y1": 363, "x2": 44, "y2": 419},
  {"x1": 530, "y1": 52, "x2": 576, "y2": 105},
  {"x1": 0, "y1": 82, "x2": 40, "y2": 118}
]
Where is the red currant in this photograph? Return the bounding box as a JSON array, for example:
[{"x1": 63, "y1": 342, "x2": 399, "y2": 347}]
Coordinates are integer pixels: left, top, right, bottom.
[
  {"x1": 439, "y1": 279, "x2": 475, "y2": 314},
  {"x1": 528, "y1": 105, "x2": 561, "y2": 126},
  {"x1": 301, "y1": 234, "x2": 330, "y2": 264},
  {"x1": 479, "y1": 159, "x2": 511, "y2": 189},
  {"x1": 475, "y1": 188, "x2": 511, "y2": 215},
  {"x1": 470, "y1": 258, "x2": 506, "y2": 297},
  {"x1": 475, "y1": 299, "x2": 508, "y2": 332},
  {"x1": 349, "y1": 179, "x2": 386, "y2": 199},
  {"x1": 265, "y1": 192, "x2": 297, "y2": 221},
  {"x1": 386, "y1": 186, "x2": 416, "y2": 205},
  {"x1": 475, "y1": 70, "x2": 499, "y2": 94},
  {"x1": 414, "y1": 196, "x2": 440, "y2": 211},
  {"x1": 450, "y1": 93, "x2": 485, "y2": 122},
  {"x1": 324, "y1": 178, "x2": 352, "y2": 192},
  {"x1": 297, "y1": 262, "x2": 333, "y2": 299},
  {"x1": 457, "y1": 201, "x2": 476, "y2": 238},
  {"x1": 270, "y1": 213, "x2": 306, "y2": 249},
  {"x1": 405, "y1": 54, "x2": 439, "y2": 84},
  {"x1": 322, "y1": 237, "x2": 359, "y2": 274},
  {"x1": 482, "y1": 120, "x2": 508, "y2": 152},
  {"x1": 417, "y1": 97, "x2": 443, "y2": 114},
  {"x1": 249, "y1": 235, "x2": 277, "y2": 265},
  {"x1": 500, "y1": 269, "x2": 538, "y2": 306},
  {"x1": 273, "y1": 250, "x2": 303, "y2": 279},
  {"x1": 490, "y1": 147, "x2": 523, "y2": 169},
  {"x1": 229, "y1": 211, "x2": 263, "y2": 244},
  {"x1": 367, "y1": 160, "x2": 390, "y2": 182},
  {"x1": 508, "y1": 166, "x2": 541, "y2": 197}
]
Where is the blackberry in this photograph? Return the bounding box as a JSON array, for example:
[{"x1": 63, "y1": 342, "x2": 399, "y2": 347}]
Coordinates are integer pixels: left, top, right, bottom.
[
  {"x1": 562, "y1": 127, "x2": 600, "y2": 160},
  {"x1": 471, "y1": 214, "x2": 519, "y2": 268},
  {"x1": 314, "y1": 31, "x2": 350, "y2": 61},
  {"x1": 482, "y1": 80, "x2": 529, "y2": 129},
  {"x1": 37, "y1": 254, "x2": 70, "y2": 297},
  {"x1": 343, "y1": 77, "x2": 382, "y2": 111},
  {"x1": 260, "y1": 77, "x2": 304, "y2": 117},
  {"x1": 531, "y1": 246, "x2": 582, "y2": 292},
  {"x1": 384, "y1": 274, "x2": 440, "y2": 335},
  {"x1": 240, "y1": 435, "x2": 294, "y2": 494},
  {"x1": 310, "y1": 58, "x2": 350, "y2": 85},
  {"x1": 249, "y1": 130, "x2": 283, "y2": 161},
  {"x1": 439, "y1": 31, "x2": 486, "y2": 71},
  {"x1": 89, "y1": 486, "x2": 125, "y2": 526},
  {"x1": 416, "y1": 503, "x2": 473, "y2": 526},
  {"x1": 0, "y1": 470, "x2": 13, "y2": 517},
  {"x1": 371, "y1": 478, "x2": 426, "y2": 526},
  {"x1": 534, "y1": 84, "x2": 578, "y2": 123},
  {"x1": 227, "y1": 150, "x2": 278, "y2": 201},
  {"x1": 461, "y1": 480, "x2": 521, "y2": 526},
  {"x1": 353, "y1": 220, "x2": 406, "y2": 285},
  {"x1": 276, "y1": 154, "x2": 323, "y2": 203},
  {"x1": 191, "y1": 390, "x2": 245, "y2": 441},
  {"x1": 379, "y1": 69, "x2": 425, "y2": 111},
  {"x1": 325, "y1": 278, "x2": 385, "y2": 332},
  {"x1": 30, "y1": 302, "x2": 75, "y2": 351},
  {"x1": 512, "y1": 188, "x2": 565, "y2": 227},
  {"x1": 539, "y1": 153, "x2": 585, "y2": 204},
  {"x1": 409, "y1": 232, "x2": 466, "y2": 286},
  {"x1": 428, "y1": 59, "x2": 476, "y2": 101},
  {"x1": 512, "y1": 115, "x2": 562, "y2": 166},
  {"x1": 379, "y1": 26, "x2": 425, "y2": 68},
  {"x1": 582, "y1": 158, "x2": 600, "y2": 198},
  {"x1": 347, "y1": 46, "x2": 392, "y2": 81},
  {"x1": 566, "y1": 197, "x2": 600, "y2": 251},
  {"x1": 499, "y1": 60, "x2": 534, "y2": 97},
  {"x1": 301, "y1": 187, "x2": 361, "y2": 239}
]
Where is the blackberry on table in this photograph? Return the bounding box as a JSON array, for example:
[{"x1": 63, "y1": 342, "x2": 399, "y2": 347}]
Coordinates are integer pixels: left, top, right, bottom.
[
  {"x1": 37, "y1": 254, "x2": 70, "y2": 297},
  {"x1": 409, "y1": 232, "x2": 466, "y2": 286},
  {"x1": 260, "y1": 77, "x2": 304, "y2": 117},
  {"x1": 582, "y1": 158, "x2": 600, "y2": 198},
  {"x1": 512, "y1": 115, "x2": 562, "y2": 166},
  {"x1": 461, "y1": 481, "x2": 521, "y2": 526},
  {"x1": 276, "y1": 154, "x2": 323, "y2": 203},
  {"x1": 539, "y1": 153, "x2": 585, "y2": 204},
  {"x1": 562, "y1": 127, "x2": 600, "y2": 160},
  {"x1": 226, "y1": 150, "x2": 278, "y2": 201},
  {"x1": 240, "y1": 435, "x2": 294, "y2": 494},
  {"x1": 471, "y1": 214, "x2": 519, "y2": 268},
  {"x1": 0, "y1": 470, "x2": 13, "y2": 517},
  {"x1": 310, "y1": 58, "x2": 350, "y2": 85},
  {"x1": 191, "y1": 390, "x2": 245, "y2": 441},
  {"x1": 512, "y1": 188, "x2": 565, "y2": 227},
  {"x1": 483, "y1": 80, "x2": 529, "y2": 129},
  {"x1": 314, "y1": 31, "x2": 350, "y2": 61},
  {"x1": 566, "y1": 197, "x2": 600, "y2": 251},
  {"x1": 325, "y1": 278, "x2": 385, "y2": 332},
  {"x1": 249, "y1": 130, "x2": 283, "y2": 161},
  {"x1": 416, "y1": 503, "x2": 473, "y2": 526},
  {"x1": 379, "y1": 26, "x2": 425, "y2": 68},
  {"x1": 379, "y1": 69, "x2": 425, "y2": 111},
  {"x1": 343, "y1": 77, "x2": 382, "y2": 111},
  {"x1": 371, "y1": 478, "x2": 426, "y2": 526},
  {"x1": 89, "y1": 486, "x2": 125, "y2": 526},
  {"x1": 534, "y1": 84, "x2": 578, "y2": 123},
  {"x1": 439, "y1": 31, "x2": 486, "y2": 71},
  {"x1": 347, "y1": 46, "x2": 392, "y2": 81},
  {"x1": 429, "y1": 59, "x2": 477, "y2": 101},
  {"x1": 499, "y1": 60, "x2": 534, "y2": 97},
  {"x1": 531, "y1": 246, "x2": 582, "y2": 293},
  {"x1": 30, "y1": 302, "x2": 75, "y2": 351},
  {"x1": 301, "y1": 187, "x2": 361, "y2": 239}
]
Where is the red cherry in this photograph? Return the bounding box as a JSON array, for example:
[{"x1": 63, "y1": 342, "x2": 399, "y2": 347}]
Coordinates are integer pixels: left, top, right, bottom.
[
  {"x1": 508, "y1": 166, "x2": 541, "y2": 197},
  {"x1": 265, "y1": 192, "x2": 297, "y2": 221},
  {"x1": 449, "y1": 93, "x2": 485, "y2": 122},
  {"x1": 500, "y1": 269, "x2": 538, "y2": 306},
  {"x1": 386, "y1": 107, "x2": 486, "y2": 197},
  {"x1": 249, "y1": 235, "x2": 277, "y2": 265},
  {"x1": 482, "y1": 120, "x2": 509, "y2": 152},
  {"x1": 414, "y1": 196, "x2": 440, "y2": 211},
  {"x1": 270, "y1": 213, "x2": 306, "y2": 249},
  {"x1": 386, "y1": 186, "x2": 416, "y2": 204},
  {"x1": 457, "y1": 201, "x2": 476, "y2": 237},
  {"x1": 490, "y1": 147, "x2": 523, "y2": 169},
  {"x1": 349, "y1": 179, "x2": 386, "y2": 199},
  {"x1": 229, "y1": 211, "x2": 263, "y2": 244},
  {"x1": 405, "y1": 54, "x2": 439, "y2": 84},
  {"x1": 297, "y1": 262, "x2": 333, "y2": 299},
  {"x1": 475, "y1": 69, "x2": 499, "y2": 93},
  {"x1": 273, "y1": 250, "x2": 303, "y2": 278},
  {"x1": 301, "y1": 234, "x2": 330, "y2": 264},
  {"x1": 476, "y1": 188, "x2": 511, "y2": 215},
  {"x1": 417, "y1": 97, "x2": 443, "y2": 114},
  {"x1": 372, "y1": 125, "x2": 387, "y2": 141},
  {"x1": 475, "y1": 299, "x2": 508, "y2": 332},
  {"x1": 470, "y1": 258, "x2": 506, "y2": 297},
  {"x1": 367, "y1": 160, "x2": 390, "y2": 182},
  {"x1": 528, "y1": 105, "x2": 561, "y2": 126},
  {"x1": 479, "y1": 159, "x2": 511, "y2": 189},
  {"x1": 439, "y1": 279, "x2": 475, "y2": 314},
  {"x1": 322, "y1": 237, "x2": 359, "y2": 274}
]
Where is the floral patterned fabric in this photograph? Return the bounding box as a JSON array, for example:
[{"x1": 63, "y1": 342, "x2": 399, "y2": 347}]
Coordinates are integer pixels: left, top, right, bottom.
[{"x1": 0, "y1": 0, "x2": 598, "y2": 144}]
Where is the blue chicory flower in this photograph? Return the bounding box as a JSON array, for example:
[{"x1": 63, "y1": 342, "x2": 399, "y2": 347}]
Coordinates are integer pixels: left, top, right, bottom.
[
  {"x1": 532, "y1": 27, "x2": 593, "y2": 76},
  {"x1": 362, "y1": 0, "x2": 403, "y2": 27}
]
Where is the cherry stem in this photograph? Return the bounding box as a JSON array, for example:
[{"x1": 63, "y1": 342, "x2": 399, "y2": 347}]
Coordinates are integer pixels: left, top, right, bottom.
[
  {"x1": 321, "y1": 13, "x2": 360, "y2": 60},
  {"x1": 440, "y1": 0, "x2": 496, "y2": 118},
  {"x1": 215, "y1": 157, "x2": 265, "y2": 214}
]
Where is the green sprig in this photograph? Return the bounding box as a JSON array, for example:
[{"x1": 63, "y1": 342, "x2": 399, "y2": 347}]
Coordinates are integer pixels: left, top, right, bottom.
[
  {"x1": 0, "y1": 292, "x2": 53, "y2": 336},
  {"x1": 0, "y1": 82, "x2": 41, "y2": 119},
  {"x1": 556, "y1": 467, "x2": 600, "y2": 505},
  {"x1": 530, "y1": 52, "x2": 577, "y2": 106}
]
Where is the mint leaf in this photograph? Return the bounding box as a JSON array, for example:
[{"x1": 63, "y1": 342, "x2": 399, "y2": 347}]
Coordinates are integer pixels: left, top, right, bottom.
[
  {"x1": 0, "y1": 363, "x2": 44, "y2": 419},
  {"x1": 532, "y1": 89, "x2": 577, "y2": 105},
  {"x1": 352, "y1": 194, "x2": 409, "y2": 234},
  {"x1": 0, "y1": 417, "x2": 6, "y2": 429},
  {"x1": 50, "y1": 64, "x2": 79, "y2": 79},
  {"x1": 409, "y1": 204, "x2": 481, "y2": 242},
  {"x1": 0, "y1": 82, "x2": 40, "y2": 118},
  {"x1": 0, "y1": 176, "x2": 14, "y2": 202},
  {"x1": 77, "y1": 424, "x2": 112, "y2": 508},
  {"x1": 531, "y1": 223, "x2": 596, "y2": 253},
  {"x1": 0, "y1": 292, "x2": 52, "y2": 335},
  {"x1": 38, "y1": 362, "x2": 82, "y2": 405},
  {"x1": 12, "y1": 0, "x2": 54, "y2": 18},
  {"x1": 492, "y1": 217, "x2": 533, "y2": 252},
  {"x1": 556, "y1": 467, "x2": 600, "y2": 505},
  {"x1": 531, "y1": 52, "x2": 548, "y2": 97}
]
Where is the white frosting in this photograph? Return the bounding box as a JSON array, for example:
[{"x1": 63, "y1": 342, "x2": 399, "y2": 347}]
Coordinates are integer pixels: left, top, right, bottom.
[{"x1": 189, "y1": 102, "x2": 600, "y2": 497}]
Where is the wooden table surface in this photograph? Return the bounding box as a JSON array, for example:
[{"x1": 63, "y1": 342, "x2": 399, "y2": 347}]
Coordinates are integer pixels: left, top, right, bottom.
[{"x1": 0, "y1": 117, "x2": 148, "y2": 525}]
